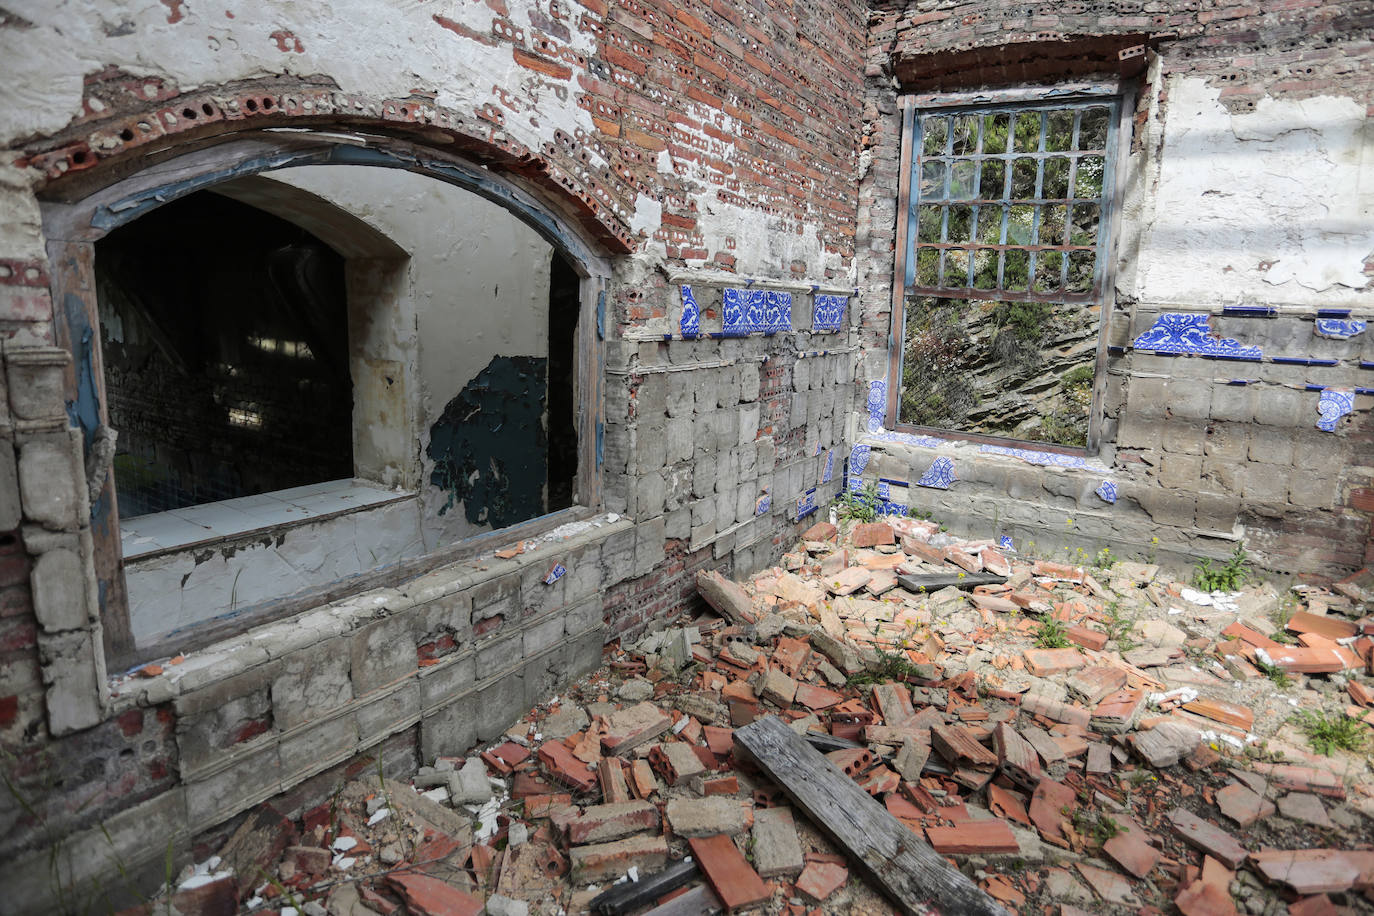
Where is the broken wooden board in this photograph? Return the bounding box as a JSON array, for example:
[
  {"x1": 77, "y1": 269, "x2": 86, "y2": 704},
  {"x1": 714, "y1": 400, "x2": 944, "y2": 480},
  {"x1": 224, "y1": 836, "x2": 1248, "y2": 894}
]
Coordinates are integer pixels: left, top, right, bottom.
[
  {"x1": 734, "y1": 715, "x2": 1008, "y2": 916},
  {"x1": 898, "y1": 572, "x2": 1007, "y2": 594},
  {"x1": 695, "y1": 569, "x2": 757, "y2": 625}
]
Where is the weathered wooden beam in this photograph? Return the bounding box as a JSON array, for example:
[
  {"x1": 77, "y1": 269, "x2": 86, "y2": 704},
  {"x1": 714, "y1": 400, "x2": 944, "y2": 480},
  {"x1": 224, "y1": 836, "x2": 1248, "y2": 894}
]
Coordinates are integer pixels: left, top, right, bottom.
[
  {"x1": 734, "y1": 716, "x2": 1008, "y2": 916},
  {"x1": 898, "y1": 571, "x2": 1007, "y2": 594}
]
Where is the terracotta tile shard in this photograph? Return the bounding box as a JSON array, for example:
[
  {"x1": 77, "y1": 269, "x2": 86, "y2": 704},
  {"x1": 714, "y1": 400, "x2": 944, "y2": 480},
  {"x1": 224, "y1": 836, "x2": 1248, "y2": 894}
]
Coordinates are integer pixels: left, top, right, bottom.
[
  {"x1": 1132, "y1": 721, "x2": 1200, "y2": 767},
  {"x1": 539, "y1": 740, "x2": 598, "y2": 792},
  {"x1": 794, "y1": 683, "x2": 843, "y2": 711},
  {"x1": 601, "y1": 702, "x2": 673, "y2": 755},
  {"x1": 1065, "y1": 625, "x2": 1108, "y2": 651},
  {"x1": 795, "y1": 860, "x2": 848, "y2": 903},
  {"x1": 871, "y1": 682, "x2": 916, "y2": 727},
  {"x1": 925, "y1": 819, "x2": 1019, "y2": 855},
  {"x1": 852, "y1": 521, "x2": 896, "y2": 547},
  {"x1": 1029, "y1": 778, "x2": 1076, "y2": 845},
  {"x1": 968, "y1": 593, "x2": 1019, "y2": 614},
  {"x1": 1250, "y1": 849, "x2": 1362, "y2": 895},
  {"x1": 1286, "y1": 894, "x2": 1338, "y2": 916},
  {"x1": 568, "y1": 834, "x2": 670, "y2": 884},
  {"x1": 1023, "y1": 648, "x2": 1088, "y2": 677},
  {"x1": 1074, "y1": 862, "x2": 1138, "y2": 906},
  {"x1": 1086, "y1": 742, "x2": 1112, "y2": 776},
  {"x1": 1065, "y1": 666, "x2": 1128, "y2": 705},
  {"x1": 992, "y1": 722, "x2": 1042, "y2": 788},
  {"x1": 1256, "y1": 645, "x2": 1357, "y2": 673},
  {"x1": 1090, "y1": 688, "x2": 1146, "y2": 734},
  {"x1": 1251, "y1": 762, "x2": 1346, "y2": 799},
  {"x1": 703, "y1": 725, "x2": 735, "y2": 757},
  {"x1": 566, "y1": 800, "x2": 660, "y2": 845},
  {"x1": 688, "y1": 834, "x2": 770, "y2": 909},
  {"x1": 1181, "y1": 698, "x2": 1254, "y2": 732},
  {"x1": 944, "y1": 548, "x2": 982, "y2": 573},
  {"x1": 824, "y1": 747, "x2": 875, "y2": 777},
  {"x1": 931, "y1": 724, "x2": 998, "y2": 769},
  {"x1": 1286, "y1": 611, "x2": 1358, "y2": 641},
  {"x1": 1167, "y1": 807, "x2": 1247, "y2": 869},
  {"x1": 387, "y1": 872, "x2": 485, "y2": 916},
  {"x1": 1021, "y1": 691, "x2": 1090, "y2": 728},
  {"x1": 1032, "y1": 561, "x2": 1085, "y2": 584},
  {"x1": 1174, "y1": 877, "x2": 1239, "y2": 916},
  {"x1": 802, "y1": 521, "x2": 838, "y2": 542},
  {"x1": 1103, "y1": 828, "x2": 1160, "y2": 878},
  {"x1": 825, "y1": 566, "x2": 873, "y2": 596},
  {"x1": 648, "y1": 742, "x2": 705, "y2": 786},
  {"x1": 987, "y1": 782, "x2": 1032, "y2": 828},
  {"x1": 1214, "y1": 783, "x2": 1275, "y2": 827},
  {"x1": 629, "y1": 759, "x2": 658, "y2": 799},
  {"x1": 598, "y1": 757, "x2": 630, "y2": 804}
]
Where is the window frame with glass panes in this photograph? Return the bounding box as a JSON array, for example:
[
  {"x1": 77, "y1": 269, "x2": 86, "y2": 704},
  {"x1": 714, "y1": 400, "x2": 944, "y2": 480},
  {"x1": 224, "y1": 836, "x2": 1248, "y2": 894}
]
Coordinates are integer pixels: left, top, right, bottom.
[{"x1": 886, "y1": 86, "x2": 1129, "y2": 453}]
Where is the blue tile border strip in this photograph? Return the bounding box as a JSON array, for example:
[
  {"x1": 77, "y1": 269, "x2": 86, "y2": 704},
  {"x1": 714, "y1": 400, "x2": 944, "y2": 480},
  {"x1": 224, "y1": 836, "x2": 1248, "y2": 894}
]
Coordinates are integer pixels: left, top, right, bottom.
[
  {"x1": 1315, "y1": 318, "x2": 1366, "y2": 340},
  {"x1": 980, "y1": 444, "x2": 1089, "y2": 469},
  {"x1": 1132, "y1": 312, "x2": 1263, "y2": 360}
]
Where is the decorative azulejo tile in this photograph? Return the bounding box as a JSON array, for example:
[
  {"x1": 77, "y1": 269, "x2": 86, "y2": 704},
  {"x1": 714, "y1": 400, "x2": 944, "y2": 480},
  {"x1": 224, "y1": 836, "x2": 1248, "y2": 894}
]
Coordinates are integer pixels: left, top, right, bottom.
[
  {"x1": 867, "y1": 379, "x2": 887, "y2": 432},
  {"x1": 679, "y1": 285, "x2": 701, "y2": 339},
  {"x1": 1317, "y1": 387, "x2": 1355, "y2": 432},
  {"x1": 795, "y1": 487, "x2": 818, "y2": 521},
  {"x1": 722, "y1": 287, "x2": 792, "y2": 337},
  {"x1": 1131, "y1": 312, "x2": 1263, "y2": 360},
  {"x1": 918, "y1": 456, "x2": 957, "y2": 490},
  {"x1": 980, "y1": 444, "x2": 1089, "y2": 470},
  {"x1": 1315, "y1": 318, "x2": 1367, "y2": 340},
  {"x1": 813, "y1": 294, "x2": 847, "y2": 332},
  {"x1": 543, "y1": 563, "x2": 567, "y2": 585},
  {"x1": 755, "y1": 490, "x2": 771, "y2": 516},
  {"x1": 849, "y1": 444, "x2": 871, "y2": 475},
  {"x1": 998, "y1": 535, "x2": 1015, "y2": 553},
  {"x1": 847, "y1": 476, "x2": 863, "y2": 492},
  {"x1": 1096, "y1": 480, "x2": 1118, "y2": 504},
  {"x1": 821, "y1": 448, "x2": 835, "y2": 484},
  {"x1": 875, "y1": 430, "x2": 946, "y2": 448}
]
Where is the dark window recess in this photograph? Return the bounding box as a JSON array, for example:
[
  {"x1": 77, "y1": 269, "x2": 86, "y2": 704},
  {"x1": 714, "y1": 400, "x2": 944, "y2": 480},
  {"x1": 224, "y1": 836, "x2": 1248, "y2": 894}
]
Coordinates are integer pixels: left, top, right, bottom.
[
  {"x1": 899, "y1": 100, "x2": 1118, "y2": 448},
  {"x1": 96, "y1": 191, "x2": 353, "y2": 519},
  {"x1": 545, "y1": 251, "x2": 579, "y2": 513}
]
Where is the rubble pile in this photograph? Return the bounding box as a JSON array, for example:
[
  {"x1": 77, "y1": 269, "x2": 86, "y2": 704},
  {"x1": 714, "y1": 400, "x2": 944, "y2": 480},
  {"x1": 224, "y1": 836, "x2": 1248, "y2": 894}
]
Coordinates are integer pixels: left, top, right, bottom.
[{"x1": 131, "y1": 518, "x2": 1374, "y2": 915}]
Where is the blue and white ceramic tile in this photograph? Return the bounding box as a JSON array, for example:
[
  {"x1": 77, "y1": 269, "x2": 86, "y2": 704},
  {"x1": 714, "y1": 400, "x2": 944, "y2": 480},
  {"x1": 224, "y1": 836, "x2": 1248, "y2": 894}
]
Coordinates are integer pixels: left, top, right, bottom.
[
  {"x1": 722, "y1": 287, "x2": 791, "y2": 336},
  {"x1": 998, "y1": 535, "x2": 1015, "y2": 553},
  {"x1": 1315, "y1": 318, "x2": 1367, "y2": 340},
  {"x1": 875, "y1": 430, "x2": 947, "y2": 448},
  {"x1": 867, "y1": 379, "x2": 887, "y2": 432},
  {"x1": 1132, "y1": 312, "x2": 1263, "y2": 360},
  {"x1": 813, "y1": 294, "x2": 847, "y2": 332},
  {"x1": 1096, "y1": 480, "x2": 1118, "y2": 504},
  {"x1": 755, "y1": 492, "x2": 771, "y2": 516},
  {"x1": 918, "y1": 456, "x2": 957, "y2": 489},
  {"x1": 543, "y1": 563, "x2": 567, "y2": 585},
  {"x1": 879, "y1": 500, "x2": 909, "y2": 517},
  {"x1": 821, "y1": 448, "x2": 835, "y2": 484},
  {"x1": 795, "y1": 488, "x2": 818, "y2": 521},
  {"x1": 876, "y1": 481, "x2": 890, "y2": 498},
  {"x1": 980, "y1": 444, "x2": 1089, "y2": 470},
  {"x1": 850, "y1": 444, "x2": 871, "y2": 475},
  {"x1": 1317, "y1": 387, "x2": 1355, "y2": 432},
  {"x1": 848, "y1": 476, "x2": 863, "y2": 492},
  {"x1": 679, "y1": 285, "x2": 701, "y2": 339}
]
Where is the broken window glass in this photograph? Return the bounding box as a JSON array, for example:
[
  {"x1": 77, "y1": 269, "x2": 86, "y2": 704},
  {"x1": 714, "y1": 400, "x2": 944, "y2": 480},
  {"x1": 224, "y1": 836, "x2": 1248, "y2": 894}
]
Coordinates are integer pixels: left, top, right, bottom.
[{"x1": 900, "y1": 97, "x2": 1120, "y2": 448}]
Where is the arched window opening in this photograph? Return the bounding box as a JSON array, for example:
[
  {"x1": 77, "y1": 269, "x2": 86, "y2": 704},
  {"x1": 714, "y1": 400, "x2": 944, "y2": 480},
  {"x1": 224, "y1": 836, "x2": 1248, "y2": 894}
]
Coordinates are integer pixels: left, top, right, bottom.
[{"x1": 96, "y1": 191, "x2": 354, "y2": 519}]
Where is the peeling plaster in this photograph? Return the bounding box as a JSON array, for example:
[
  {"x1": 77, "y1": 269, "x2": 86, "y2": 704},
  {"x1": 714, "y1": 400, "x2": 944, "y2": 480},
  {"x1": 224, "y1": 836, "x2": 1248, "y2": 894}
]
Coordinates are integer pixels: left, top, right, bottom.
[{"x1": 1134, "y1": 77, "x2": 1374, "y2": 305}]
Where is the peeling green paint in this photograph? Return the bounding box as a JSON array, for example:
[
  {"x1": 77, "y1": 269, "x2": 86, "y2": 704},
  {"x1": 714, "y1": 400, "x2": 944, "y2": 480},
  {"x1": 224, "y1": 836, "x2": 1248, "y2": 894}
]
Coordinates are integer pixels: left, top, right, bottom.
[{"x1": 427, "y1": 355, "x2": 548, "y2": 529}]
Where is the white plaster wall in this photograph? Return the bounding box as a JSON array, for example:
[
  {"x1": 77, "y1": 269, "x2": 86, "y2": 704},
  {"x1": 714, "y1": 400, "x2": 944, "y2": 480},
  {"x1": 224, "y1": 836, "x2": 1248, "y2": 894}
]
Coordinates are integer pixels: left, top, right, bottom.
[
  {"x1": 268, "y1": 165, "x2": 552, "y2": 413},
  {"x1": 1128, "y1": 76, "x2": 1374, "y2": 306}
]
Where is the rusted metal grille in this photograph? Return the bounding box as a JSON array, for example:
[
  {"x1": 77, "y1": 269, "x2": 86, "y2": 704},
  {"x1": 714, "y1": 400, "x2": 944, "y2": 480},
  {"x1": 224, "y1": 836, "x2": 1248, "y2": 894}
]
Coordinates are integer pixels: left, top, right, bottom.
[{"x1": 897, "y1": 97, "x2": 1121, "y2": 448}]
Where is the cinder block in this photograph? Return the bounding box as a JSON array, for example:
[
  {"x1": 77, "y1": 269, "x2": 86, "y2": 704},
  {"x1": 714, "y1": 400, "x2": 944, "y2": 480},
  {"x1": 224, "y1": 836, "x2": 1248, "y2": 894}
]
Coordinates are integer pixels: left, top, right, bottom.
[
  {"x1": 279, "y1": 714, "x2": 359, "y2": 781},
  {"x1": 471, "y1": 572, "x2": 519, "y2": 623},
  {"x1": 31, "y1": 547, "x2": 90, "y2": 632},
  {"x1": 1247, "y1": 426, "x2": 1296, "y2": 466},
  {"x1": 739, "y1": 363, "x2": 761, "y2": 403},
  {"x1": 665, "y1": 373, "x2": 694, "y2": 418},
  {"x1": 475, "y1": 632, "x2": 523, "y2": 680},
  {"x1": 1252, "y1": 387, "x2": 1303, "y2": 427},
  {"x1": 185, "y1": 742, "x2": 281, "y2": 829},
  {"x1": 1203, "y1": 423, "x2": 1248, "y2": 461},
  {"x1": 637, "y1": 373, "x2": 667, "y2": 417},
  {"x1": 634, "y1": 516, "x2": 665, "y2": 576},
  {"x1": 1240, "y1": 463, "x2": 1289, "y2": 503},
  {"x1": 1209, "y1": 385, "x2": 1254, "y2": 423},
  {"x1": 523, "y1": 613, "x2": 565, "y2": 659},
  {"x1": 1159, "y1": 420, "x2": 1204, "y2": 455},
  {"x1": 600, "y1": 525, "x2": 638, "y2": 586},
  {"x1": 0, "y1": 438, "x2": 19, "y2": 531},
  {"x1": 475, "y1": 668, "x2": 526, "y2": 742},
  {"x1": 665, "y1": 506, "x2": 691, "y2": 540},
  {"x1": 350, "y1": 614, "x2": 419, "y2": 696},
  {"x1": 356, "y1": 680, "x2": 420, "y2": 744},
  {"x1": 18, "y1": 432, "x2": 85, "y2": 530},
  {"x1": 1158, "y1": 454, "x2": 1203, "y2": 489},
  {"x1": 420, "y1": 687, "x2": 480, "y2": 762},
  {"x1": 1124, "y1": 377, "x2": 1168, "y2": 420},
  {"x1": 1133, "y1": 488, "x2": 1196, "y2": 528},
  {"x1": 418, "y1": 650, "x2": 475, "y2": 708},
  {"x1": 630, "y1": 469, "x2": 667, "y2": 520},
  {"x1": 1194, "y1": 491, "x2": 1240, "y2": 534},
  {"x1": 5, "y1": 348, "x2": 69, "y2": 422},
  {"x1": 665, "y1": 415, "x2": 694, "y2": 464},
  {"x1": 36, "y1": 628, "x2": 105, "y2": 735},
  {"x1": 1289, "y1": 472, "x2": 1338, "y2": 510},
  {"x1": 270, "y1": 642, "x2": 353, "y2": 730}
]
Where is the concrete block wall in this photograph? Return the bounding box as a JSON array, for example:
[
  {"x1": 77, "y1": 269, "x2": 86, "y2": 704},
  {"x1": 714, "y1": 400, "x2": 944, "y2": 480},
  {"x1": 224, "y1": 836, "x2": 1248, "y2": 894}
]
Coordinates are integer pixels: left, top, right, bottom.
[{"x1": 855, "y1": 1, "x2": 1374, "y2": 579}]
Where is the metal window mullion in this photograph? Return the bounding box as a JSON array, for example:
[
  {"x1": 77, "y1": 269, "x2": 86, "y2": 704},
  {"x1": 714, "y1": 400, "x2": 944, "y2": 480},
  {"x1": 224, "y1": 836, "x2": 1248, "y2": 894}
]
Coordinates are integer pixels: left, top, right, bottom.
[
  {"x1": 905, "y1": 114, "x2": 923, "y2": 289},
  {"x1": 1062, "y1": 110, "x2": 1083, "y2": 291}
]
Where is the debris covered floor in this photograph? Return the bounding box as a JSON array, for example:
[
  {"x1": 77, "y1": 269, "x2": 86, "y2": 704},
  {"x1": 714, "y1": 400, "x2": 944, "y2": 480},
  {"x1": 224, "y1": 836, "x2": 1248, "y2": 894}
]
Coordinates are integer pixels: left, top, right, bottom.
[{"x1": 145, "y1": 517, "x2": 1374, "y2": 916}]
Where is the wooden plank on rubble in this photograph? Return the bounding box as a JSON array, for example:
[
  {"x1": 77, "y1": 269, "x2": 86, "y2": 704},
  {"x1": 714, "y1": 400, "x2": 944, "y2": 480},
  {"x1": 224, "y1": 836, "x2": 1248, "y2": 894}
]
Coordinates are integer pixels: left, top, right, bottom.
[{"x1": 734, "y1": 715, "x2": 1008, "y2": 916}]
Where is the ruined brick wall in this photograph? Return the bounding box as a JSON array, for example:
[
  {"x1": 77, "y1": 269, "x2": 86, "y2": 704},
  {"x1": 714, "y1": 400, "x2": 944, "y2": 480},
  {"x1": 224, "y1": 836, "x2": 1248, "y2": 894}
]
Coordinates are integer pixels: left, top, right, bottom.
[
  {"x1": 856, "y1": 1, "x2": 1374, "y2": 578},
  {"x1": 0, "y1": 0, "x2": 868, "y2": 907}
]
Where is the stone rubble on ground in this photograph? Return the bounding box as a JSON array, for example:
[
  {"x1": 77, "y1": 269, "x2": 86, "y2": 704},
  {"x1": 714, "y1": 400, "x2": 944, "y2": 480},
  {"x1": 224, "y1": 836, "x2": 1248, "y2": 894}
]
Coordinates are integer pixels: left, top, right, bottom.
[{"x1": 125, "y1": 519, "x2": 1374, "y2": 915}]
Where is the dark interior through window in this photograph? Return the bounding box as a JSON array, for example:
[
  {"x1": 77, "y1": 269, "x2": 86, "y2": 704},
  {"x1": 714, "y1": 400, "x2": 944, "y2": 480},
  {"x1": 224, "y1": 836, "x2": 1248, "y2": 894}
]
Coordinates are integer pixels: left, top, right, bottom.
[{"x1": 96, "y1": 191, "x2": 353, "y2": 519}]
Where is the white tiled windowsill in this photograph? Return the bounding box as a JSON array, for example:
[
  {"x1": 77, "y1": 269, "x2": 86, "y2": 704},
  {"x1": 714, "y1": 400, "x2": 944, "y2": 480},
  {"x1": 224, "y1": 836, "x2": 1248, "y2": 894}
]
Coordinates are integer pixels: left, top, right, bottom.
[{"x1": 120, "y1": 478, "x2": 413, "y2": 560}]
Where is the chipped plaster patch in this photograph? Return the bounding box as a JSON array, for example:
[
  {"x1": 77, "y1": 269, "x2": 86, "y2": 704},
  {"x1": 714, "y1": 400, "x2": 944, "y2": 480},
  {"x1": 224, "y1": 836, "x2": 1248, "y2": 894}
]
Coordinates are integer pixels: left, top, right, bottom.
[{"x1": 1136, "y1": 77, "x2": 1374, "y2": 304}]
